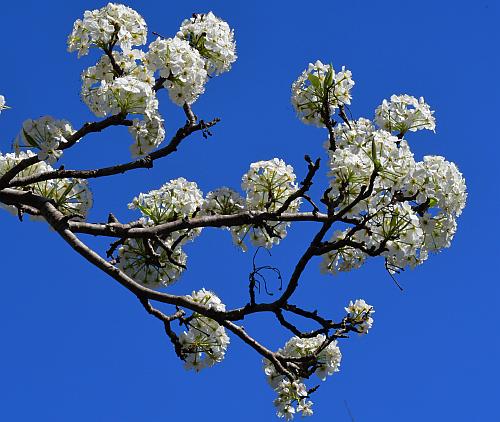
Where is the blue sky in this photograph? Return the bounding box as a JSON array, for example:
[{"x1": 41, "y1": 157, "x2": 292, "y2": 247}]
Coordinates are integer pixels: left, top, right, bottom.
[{"x1": 0, "y1": 0, "x2": 498, "y2": 420}]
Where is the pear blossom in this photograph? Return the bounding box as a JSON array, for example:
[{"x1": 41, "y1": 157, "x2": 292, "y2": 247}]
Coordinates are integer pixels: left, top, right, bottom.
[
  {"x1": 144, "y1": 37, "x2": 207, "y2": 105},
  {"x1": 117, "y1": 237, "x2": 186, "y2": 288},
  {"x1": 263, "y1": 334, "x2": 341, "y2": 419},
  {"x1": 14, "y1": 116, "x2": 75, "y2": 165},
  {"x1": 67, "y1": 3, "x2": 147, "y2": 57},
  {"x1": 179, "y1": 289, "x2": 230, "y2": 371},
  {"x1": 232, "y1": 159, "x2": 300, "y2": 250},
  {"x1": 0, "y1": 150, "x2": 92, "y2": 218},
  {"x1": 375, "y1": 94, "x2": 436, "y2": 135},
  {"x1": 177, "y1": 12, "x2": 237, "y2": 75},
  {"x1": 345, "y1": 299, "x2": 375, "y2": 334},
  {"x1": 291, "y1": 60, "x2": 354, "y2": 127}
]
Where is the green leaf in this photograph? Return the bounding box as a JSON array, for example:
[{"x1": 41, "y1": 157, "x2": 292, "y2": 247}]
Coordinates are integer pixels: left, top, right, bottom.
[
  {"x1": 324, "y1": 65, "x2": 334, "y2": 89},
  {"x1": 307, "y1": 73, "x2": 322, "y2": 91},
  {"x1": 22, "y1": 129, "x2": 38, "y2": 148},
  {"x1": 428, "y1": 198, "x2": 438, "y2": 208}
]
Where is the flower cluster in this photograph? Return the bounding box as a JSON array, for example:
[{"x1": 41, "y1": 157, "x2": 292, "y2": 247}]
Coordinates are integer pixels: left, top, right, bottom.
[
  {"x1": 177, "y1": 12, "x2": 237, "y2": 75},
  {"x1": 264, "y1": 334, "x2": 342, "y2": 419},
  {"x1": 67, "y1": 3, "x2": 147, "y2": 57},
  {"x1": 345, "y1": 299, "x2": 374, "y2": 334},
  {"x1": 202, "y1": 187, "x2": 245, "y2": 216},
  {"x1": 291, "y1": 60, "x2": 354, "y2": 127},
  {"x1": 128, "y1": 177, "x2": 204, "y2": 226},
  {"x1": 128, "y1": 111, "x2": 165, "y2": 156},
  {"x1": 231, "y1": 159, "x2": 300, "y2": 250},
  {"x1": 122, "y1": 178, "x2": 204, "y2": 287},
  {"x1": 14, "y1": 116, "x2": 75, "y2": 165},
  {"x1": 0, "y1": 151, "x2": 92, "y2": 218},
  {"x1": 375, "y1": 94, "x2": 436, "y2": 135},
  {"x1": 80, "y1": 51, "x2": 164, "y2": 156},
  {"x1": 117, "y1": 237, "x2": 186, "y2": 288},
  {"x1": 83, "y1": 74, "x2": 157, "y2": 117},
  {"x1": 318, "y1": 102, "x2": 466, "y2": 275},
  {"x1": 145, "y1": 37, "x2": 207, "y2": 105},
  {"x1": 179, "y1": 289, "x2": 230, "y2": 371}
]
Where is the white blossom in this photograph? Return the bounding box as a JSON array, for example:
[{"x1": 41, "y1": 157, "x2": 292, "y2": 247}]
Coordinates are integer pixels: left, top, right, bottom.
[
  {"x1": 263, "y1": 334, "x2": 341, "y2": 419},
  {"x1": 67, "y1": 3, "x2": 147, "y2": 57},
  {"x1": 129, "y1": 177, "x2": 203, "y2": 225},
  {"x1": 232, "y1": 159, "x2": 300, "y2": 250},
  {"x1": 128, "y1": 110, "x2": 165, "y2": 157},
  {"x1": 375, "y1": 94, "x2": 436, "y2": 135},
  {"x1": 144, "y1": 37, "x2": 207, "y2": 105},
  {"x1": 177, "y1": 12, "x2": 237, "y2": 75},
  {"x1": 14, "y1": 116, "x2": 75, "y2": 165},
  {"x1": 117, "y1": 237, "x2": 186, "y2": 288},
  {"x1": 0, "y1": 150, "x2": 92, "y2": 218},
  {"x1": 179, "y1": 289, "x2": 230, "y2": 371},
  {"x1": 291, "y1": 60, "x2": 354, "y2": 127},
  {"x1": 202, "y1": 187, "x2": 245, "y2": 216},
  {"x1": 83, "y1": 74, "x2": 157, "y2": 118},
  {"x1": 128, "y1": 178, "x2": 204, "y2": 245},
  {"x1": 345, "y1": 299, "x2": 375, "y2": 334}
]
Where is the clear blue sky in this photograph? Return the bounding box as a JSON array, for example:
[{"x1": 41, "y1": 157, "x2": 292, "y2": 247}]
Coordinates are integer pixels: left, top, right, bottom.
[{"x1": 0, "y1": 1, "x2": 498, "y2": 421}]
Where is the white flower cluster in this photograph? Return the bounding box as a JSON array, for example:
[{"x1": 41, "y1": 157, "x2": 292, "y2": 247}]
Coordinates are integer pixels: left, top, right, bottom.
[
  {"x1": 83, "y1": 74, "x2": 157, "y2": 118},
  {"x1": 128, "y1": 177, "x2": 204, "y2": 226},
  {"x1": 231, "y1": 159, "x2": 300, "y2": 250},
  {"x1": 81, "y1": 51, "x2": 164, "y2": 156},
  {"x1": 0, "y1": 151, "x2": 92, "y2": 218},
  {"x1": 375, "y1": 94, "x2": 436, "y2": 135},
  {"x1": 117, "y1": 237, "x2": 186, "y2": 288},
  {"x1": 145, "y1": 37, "x2": 207, "y2": 105},
  {"x1": 14, "y1": 116, "x2": 75, "y2": 165},
  {"x1": 67, "y1": 3, "x2": 147, "y2": 57},
  {"x1": 345, "y1": 299, "x2": 374, "y2": 334},
  {"x1": 121, "y1": 178, "x2": 204, "y2": 287},
  {"x1": 264, "y1": 334, "x2": 341, "y2": 419},
  {"x1": 177, "y1": 12, "x2": 237, "y2": 75},
  {"x1": 202, "y1": 187, "x2": 245, "y2": 216},
  {"x1": 291, "y1": 60, "x2": 354, "y2": 127},
  {"x1": 321, "y1": 109, "x2": 466, "y2": 275},
  {"x1": 179, "y1": 289, "x2": 230, "y2": 371},
  {"x1": 128, "y1": 112, "x2": 165, "y2": 157}
]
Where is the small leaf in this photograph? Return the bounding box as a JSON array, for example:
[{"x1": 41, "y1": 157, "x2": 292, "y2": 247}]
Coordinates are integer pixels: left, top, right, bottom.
[
  {"x1": 307, "y1": 73, "x2": 321, "y2": 91},
  {"x1": 23, "y1": 129, "x2": 39, "y2": 148}
]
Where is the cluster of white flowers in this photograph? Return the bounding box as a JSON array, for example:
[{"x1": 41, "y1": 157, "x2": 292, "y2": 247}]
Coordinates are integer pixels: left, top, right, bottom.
[
  {"x1": 375, "y1": 94, "x2": 436, "y2": 134},
  {"x1": 67, "y1": 3, "x2": 147, "y2": 57},
  {"x1": 230, "y1": 159, "x2": 300, "y2": 250},
  {"x1": 128, "y1": 177, "x2": 204, "y2": 226},
  {"x1": 328, "y1": 119, "x2": 416, "y2": 211},
  {"x1": 177, "y1": 12, "x2": 237, "y2": 75},
  {"x1": 84, "y1": 74, "x2": 157, "y2": 118},
  {"x1": 122, "y1": 178, "x2": 205, "y2": 287},
  {"x1": 315, "y1": 99, "x2": 466, "y2": 275},
  {"x1": 202, "y1": 187, "x2": 245, "y2": 216},
  {"x1": 14, "y1": 116, "x2": 75, "y2": 165},
  {"x1": 80, "y1": 51, "x2": 163, "y2": 156},
  {"x1": 0, "y1": 151, "x2": 92, "y2": 218},
  {"x1": 117, "y1": 237, "x2": 186, "y2": 288},
  {"x1": 345, "y1": 299, "x2": 374, "y2": 334},
  {"x1": 179, "y1": 289, "x2": 230, "y2": 371},
  {"x1": 145, "y1": 37, "x2": 207, "y2": 105},
  {"x1": 264, "y1": 334, "x2": 341, "y2": 419},
  {"x1": 291, "y1": 60, "x2": 354, "y2": 127},
  {"x1": 128, "y1": 111, "x2": 165, "y2": 156}
]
